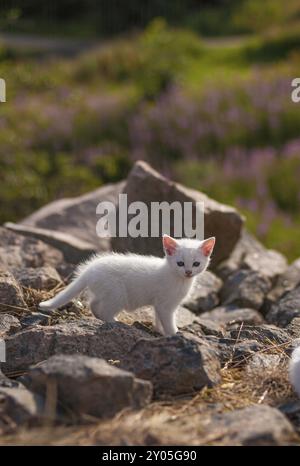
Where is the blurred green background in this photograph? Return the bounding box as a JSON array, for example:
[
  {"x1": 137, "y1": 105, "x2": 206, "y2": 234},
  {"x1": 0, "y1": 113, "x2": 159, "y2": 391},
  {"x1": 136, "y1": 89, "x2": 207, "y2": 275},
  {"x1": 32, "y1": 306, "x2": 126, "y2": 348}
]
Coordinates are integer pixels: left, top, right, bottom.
[{"x1": 1, "y1": 0, "x2": 300, "y2": 259}]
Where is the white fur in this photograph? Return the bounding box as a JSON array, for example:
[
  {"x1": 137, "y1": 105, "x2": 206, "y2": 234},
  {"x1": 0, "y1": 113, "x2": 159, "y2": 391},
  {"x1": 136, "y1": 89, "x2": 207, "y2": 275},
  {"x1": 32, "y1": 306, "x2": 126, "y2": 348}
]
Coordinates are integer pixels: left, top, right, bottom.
[
  {"x1": 289, "y1": 346, "x2": 300, "y2": 397},
  {"x1": 39, "y1": 236, "x2": 215, "y2": 336}
]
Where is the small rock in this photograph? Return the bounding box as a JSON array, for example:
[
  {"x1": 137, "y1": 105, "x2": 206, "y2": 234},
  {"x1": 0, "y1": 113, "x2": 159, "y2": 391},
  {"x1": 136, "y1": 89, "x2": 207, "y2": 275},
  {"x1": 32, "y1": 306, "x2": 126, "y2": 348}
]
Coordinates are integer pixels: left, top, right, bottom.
[
  {"x1": 267, "y1": 285, "x2": 300, "y2": 328},
  {"x1": 20, "y1": 312, "x2": 51, "y2": 328},
  {"x1": 2, "y1": 319, "x2": 152, "y2": 374},
  {"x1": 246, "y1": 353, "x2": 282, "y2": 375},
  {"x1": 22, "y1": 355, "x2": 152, "y2": 419},
  {"x1": 286, "y1": 317, "x2": 300, "y2": 338},
  {"x1": 0, "y1": 370, "x2": 22, "y2": 389},
  {"x1": 0, "y1": 268, "x2": 27, "y2": 313},
  {"x1": 206, "y1": 405, "x2": 295, "y2": 445},
  {"x1": 215, "y1": 230, "x2": 265, "y2": 280},
  {"x1": 201, "y1": 306, "x2": 264, "y2": 326},
  {"x1": 263, "y1": 259, "x2": 300, "y2": 312},
  {"x1": 55, "y1": 263, "x2": 77, "y2": 281},
  {"x1": 279, "y1": 401, "x2": 300, "y2": 428},
  {"x1": 184, "y1": 318, "x2": 226, "y2": 338},
  {"x1": 213, "y1": 338, "x2": 264, "y2": 366},
  {"x1": 13, "y1": 266, "x2": 61, "y2": 291},
  {"x1": 242, "y1": 249, "x2": 287, "y2": 284},
  {"x1": 0, "y1": 385, "x2": 43, "y2": 429},
  {"x1": 229, "y1": 324, "x2": 290, "y2": 346},
  {"x1": 183, "y1": 272, "x2": 222, "y2": 314},
  {"x1": 0, "y1": 314, "x2": 21, "y2": 338},
  {"x1": 220, "y1": 269, "x2": 271, "y2": 310},
  {"x1": 121, "y1": 333, "x2": 221, "y2": 396}
]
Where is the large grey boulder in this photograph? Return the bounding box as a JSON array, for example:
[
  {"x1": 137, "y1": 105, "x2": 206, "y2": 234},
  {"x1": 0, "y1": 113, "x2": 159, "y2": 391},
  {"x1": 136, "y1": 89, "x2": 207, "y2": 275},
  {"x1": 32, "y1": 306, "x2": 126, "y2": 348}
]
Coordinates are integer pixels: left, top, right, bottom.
[
  {"x1": 22, "y1": 355, "x2": 152, "y2": 419},
  {"x1": 121, "y1": 333, "x2": 221, "y2": 396},
  {"x1": 21, "y1": 182, "x2": 124, "y2": 251},
  {"x1": 2, "y1": 319, "x2": 152, "y2": 374},
  {"x1": 112, "y1": 161, "x2": 244, "y2": 268}
]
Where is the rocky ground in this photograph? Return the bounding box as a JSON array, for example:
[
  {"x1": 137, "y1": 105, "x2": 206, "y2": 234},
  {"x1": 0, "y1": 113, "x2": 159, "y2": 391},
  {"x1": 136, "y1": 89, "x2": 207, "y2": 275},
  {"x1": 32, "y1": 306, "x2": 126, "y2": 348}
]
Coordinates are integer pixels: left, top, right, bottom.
[{"x1": 0, "y1": 161, "x2": 300, "y2": 446}]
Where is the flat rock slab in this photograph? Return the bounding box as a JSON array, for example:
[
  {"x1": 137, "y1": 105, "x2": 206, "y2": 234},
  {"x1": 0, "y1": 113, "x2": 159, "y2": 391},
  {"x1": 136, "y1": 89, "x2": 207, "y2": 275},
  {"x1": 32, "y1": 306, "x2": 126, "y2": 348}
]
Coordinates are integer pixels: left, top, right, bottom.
[
  {"x1": 22, "y1": 355, "x2": 152, "y2": 419},
  {"x1": 201, "y1": 306, "x2": 264, "y2": 326},
  {"x1": 0, "y1": 227, "x2": 64, "y2": 270},
  {"x1": 5, "y1": 223, "x2": 97, "y2": 264},
  {"x1": 118, "y1": 305, "x2": 199, "y2": 331},
  {"x1": 21, "y1": 181, "x2": 125, "y2": 250},
  {"x1": 2, "y1": 318, "x2": 152, "y2": 374},
  {"x1": 121, "y1": 333, "x2": 221, "y2": 396},
  {"x1": 112, "y1": 161, "x2": 244, "y2": 268},
  {"x1": 183, "y1": 271, "x2": 222, "y2": 314},
  {"x1": 205, "y1": 405, "x2": 295, "y2": 445}
]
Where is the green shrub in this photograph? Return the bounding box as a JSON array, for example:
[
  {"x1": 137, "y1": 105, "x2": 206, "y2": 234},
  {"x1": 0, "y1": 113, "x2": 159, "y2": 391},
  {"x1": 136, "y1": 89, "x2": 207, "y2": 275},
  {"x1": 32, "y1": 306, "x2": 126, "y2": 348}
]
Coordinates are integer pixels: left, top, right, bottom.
[
  {"x1": 73, "y1": 19, "x2": 203, "y2": 98},
  {"x1": 267, "y1": 155, "x2": 300, "y2": 213},
  {"x1": 245, "y1": 27, "x2": 300, "y2": 63}
]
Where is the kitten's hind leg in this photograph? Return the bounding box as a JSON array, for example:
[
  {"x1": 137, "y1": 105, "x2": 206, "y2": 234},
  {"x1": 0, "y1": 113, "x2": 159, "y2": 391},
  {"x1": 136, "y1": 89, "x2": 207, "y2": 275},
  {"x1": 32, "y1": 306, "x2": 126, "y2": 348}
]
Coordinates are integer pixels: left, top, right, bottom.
[
  {"x1": 90, "y1": 297, "x2": 116, "y2": 323},
  {"x1": 154, "y1": 312, "x2": 164, "y2": 335},
  {"x1": 156, "y1": 307, "x2": 178, "y2": 336}
]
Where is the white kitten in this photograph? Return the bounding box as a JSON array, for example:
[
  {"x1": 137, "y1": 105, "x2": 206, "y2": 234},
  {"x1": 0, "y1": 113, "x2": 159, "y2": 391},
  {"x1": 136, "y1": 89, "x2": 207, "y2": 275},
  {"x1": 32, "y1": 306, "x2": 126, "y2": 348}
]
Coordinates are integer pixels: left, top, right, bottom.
[
  {"x1": 289, "y1": 346, "x2": 300, "y2": 397},
  {"x1": 39, "y1": 235, "x2": 215, "y2": 336}
]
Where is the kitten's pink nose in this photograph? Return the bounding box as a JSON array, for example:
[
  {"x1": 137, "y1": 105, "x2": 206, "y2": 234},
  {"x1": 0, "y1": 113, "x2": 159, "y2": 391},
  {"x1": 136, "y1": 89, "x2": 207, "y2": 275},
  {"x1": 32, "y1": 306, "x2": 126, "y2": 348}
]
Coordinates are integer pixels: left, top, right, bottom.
[{"x1": 185, "y1": 270, "x2": 192, "y2": 277}]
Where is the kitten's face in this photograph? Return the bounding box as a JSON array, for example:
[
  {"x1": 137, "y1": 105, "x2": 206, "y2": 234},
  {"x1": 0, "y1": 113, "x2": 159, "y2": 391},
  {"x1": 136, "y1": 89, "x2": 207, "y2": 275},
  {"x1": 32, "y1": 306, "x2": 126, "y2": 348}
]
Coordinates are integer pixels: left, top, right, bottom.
[{"x1": 163, "y1": 235, "x2": 215, "y2": 279}]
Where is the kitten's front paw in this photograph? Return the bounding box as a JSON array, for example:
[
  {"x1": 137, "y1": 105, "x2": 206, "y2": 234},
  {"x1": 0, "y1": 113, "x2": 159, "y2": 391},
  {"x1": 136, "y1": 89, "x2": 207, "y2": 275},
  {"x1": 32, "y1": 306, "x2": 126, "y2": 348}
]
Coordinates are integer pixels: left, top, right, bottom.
[
  {"x1": 39, "y1": 300, "x2": 55, "y2": 311},
  {"x1": 163, "y1": 328, "x2": 178, "y2": 337}
]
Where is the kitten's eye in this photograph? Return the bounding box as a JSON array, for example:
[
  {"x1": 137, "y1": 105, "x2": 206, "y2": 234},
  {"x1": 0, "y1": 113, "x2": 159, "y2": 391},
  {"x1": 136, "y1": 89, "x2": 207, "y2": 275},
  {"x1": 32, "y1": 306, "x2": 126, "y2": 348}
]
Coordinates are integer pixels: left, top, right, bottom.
[
  {"x1": 193, "y1": 261, "x2": 200, "y2": 267},
  {"x1": 177, "y1": 261, "x2": 184, "y2": 267}
]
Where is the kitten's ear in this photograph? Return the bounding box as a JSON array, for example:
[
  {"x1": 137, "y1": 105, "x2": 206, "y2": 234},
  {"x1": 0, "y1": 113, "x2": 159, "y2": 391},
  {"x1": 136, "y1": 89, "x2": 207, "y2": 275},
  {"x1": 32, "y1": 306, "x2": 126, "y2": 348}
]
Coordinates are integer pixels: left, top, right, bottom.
[
  {"x1": 163, "y1": 235, "x2": 178, "y2": 256},
  {"x1": 200, "y1": 237, "x2": 215, "y2": 257}
]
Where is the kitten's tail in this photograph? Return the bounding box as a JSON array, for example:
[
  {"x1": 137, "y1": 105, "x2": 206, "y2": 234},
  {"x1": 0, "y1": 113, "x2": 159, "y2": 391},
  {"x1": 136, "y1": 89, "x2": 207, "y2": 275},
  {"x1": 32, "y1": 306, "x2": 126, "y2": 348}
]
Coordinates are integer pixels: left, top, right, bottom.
[
  {"x1": 39, "y1": 273, "x2": 87, "y2": 311},
  {"x1": 289, "y1": 346, "x2": 300, "y2": 397}
]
